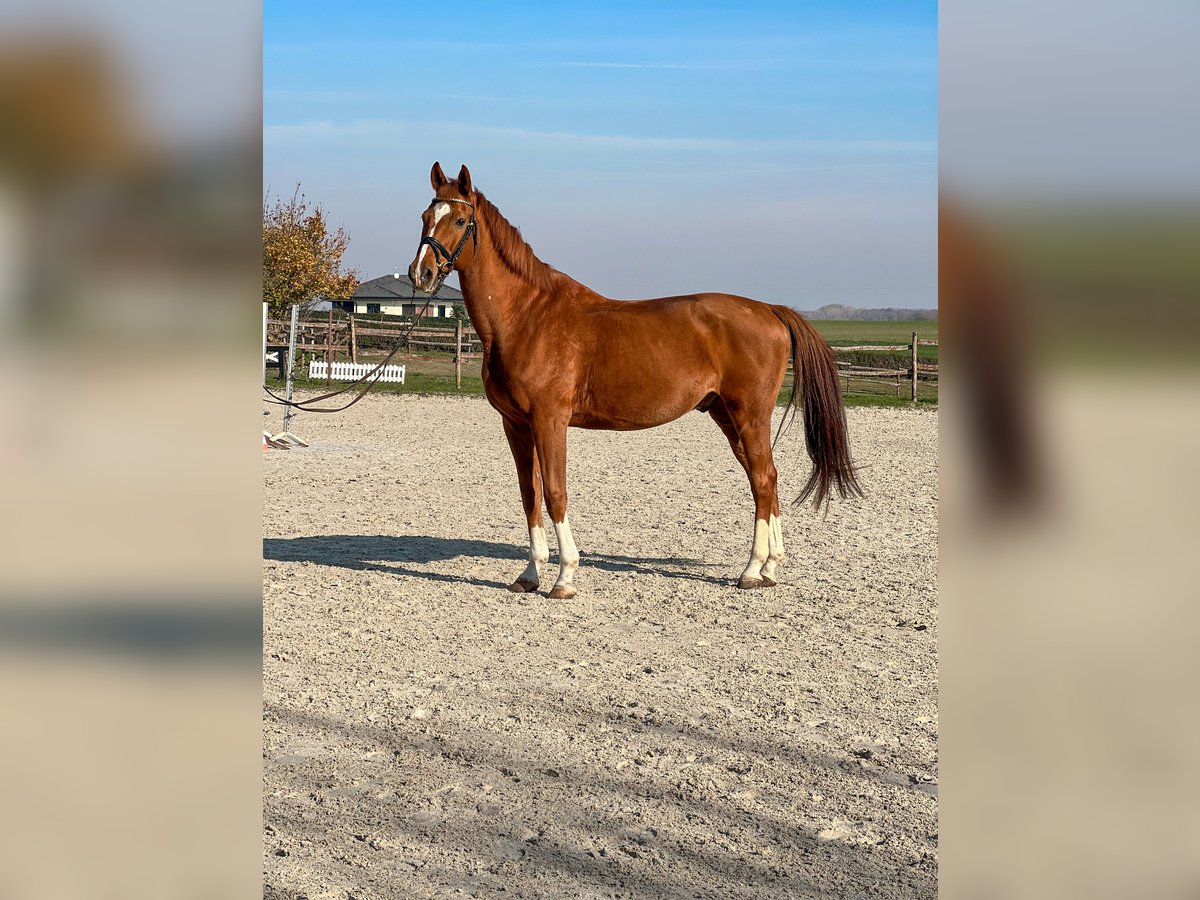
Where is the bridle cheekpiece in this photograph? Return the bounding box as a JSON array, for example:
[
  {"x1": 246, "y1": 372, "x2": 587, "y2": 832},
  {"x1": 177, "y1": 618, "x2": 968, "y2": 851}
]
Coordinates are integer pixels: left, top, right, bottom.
[{"x1": 420, "y1": 196, "x2": 477, "y2": 295}]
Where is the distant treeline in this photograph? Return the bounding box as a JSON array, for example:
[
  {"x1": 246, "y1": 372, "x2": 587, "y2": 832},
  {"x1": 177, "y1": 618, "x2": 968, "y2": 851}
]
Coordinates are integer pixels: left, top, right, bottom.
[{"x1": 804, "y1": 304, "x2": 938, "y2": 321}]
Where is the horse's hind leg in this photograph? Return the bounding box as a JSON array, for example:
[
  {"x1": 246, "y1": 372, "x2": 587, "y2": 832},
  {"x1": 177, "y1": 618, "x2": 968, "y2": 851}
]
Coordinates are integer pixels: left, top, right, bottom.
[
  {"x1": 709, "y1": 401, "x2": 751, "y2": 475},
  {"x1": 739, "y1": 423, "x2": 785, "y2": 589},
  {"x1": 762, "y1": 491, "x2": 785, "y2": 586},
  {"x1": 502, "y1": 417, "x2": 549, "y2": 593},
  {"x1": 712, "y1": 399, "x2": 784, "y2": 589}
]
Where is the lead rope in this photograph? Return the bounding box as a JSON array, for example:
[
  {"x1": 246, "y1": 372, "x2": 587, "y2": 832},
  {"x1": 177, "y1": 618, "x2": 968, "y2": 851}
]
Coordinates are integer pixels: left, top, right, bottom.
[
  {"x1": 264, "y1": 196, "x2": 475, "y2": 413},
  {"x1": 263, "y1": 297, "x2": 435, "y2": 414}
]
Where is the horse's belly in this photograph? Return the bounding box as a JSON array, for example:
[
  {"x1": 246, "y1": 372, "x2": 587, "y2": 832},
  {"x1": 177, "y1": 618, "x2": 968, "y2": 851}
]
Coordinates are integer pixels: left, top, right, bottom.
[{"x1": 572, "y1": 372, "x2": 711, "y2": 430}]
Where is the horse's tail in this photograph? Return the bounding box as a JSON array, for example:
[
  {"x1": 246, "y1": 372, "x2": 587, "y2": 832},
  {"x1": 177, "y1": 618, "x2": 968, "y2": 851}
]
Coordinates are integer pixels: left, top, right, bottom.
[{"x1": 770, "y1": 305, "x2": 864, "y2": 507}]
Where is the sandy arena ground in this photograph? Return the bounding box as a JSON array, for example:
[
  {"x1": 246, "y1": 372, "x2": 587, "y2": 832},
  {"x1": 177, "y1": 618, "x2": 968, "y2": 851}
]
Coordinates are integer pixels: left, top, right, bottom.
[{"x1": 263, "y1": 395, "x2": 938, "y2": 900}]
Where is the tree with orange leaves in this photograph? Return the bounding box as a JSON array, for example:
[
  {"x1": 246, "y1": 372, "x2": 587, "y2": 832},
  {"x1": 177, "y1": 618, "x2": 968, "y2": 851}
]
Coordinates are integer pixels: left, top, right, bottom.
[{"x1": 263, "y1": 187, "x2": 358, "y2": 316}]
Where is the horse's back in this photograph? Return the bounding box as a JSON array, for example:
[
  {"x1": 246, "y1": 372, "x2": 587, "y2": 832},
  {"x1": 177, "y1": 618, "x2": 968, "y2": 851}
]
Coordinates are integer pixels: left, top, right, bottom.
[
  {"x1": 599, "y1": 292, "x2": 790, "y2": 362},
  {"x1": 603, "y1": 291, "x2": 782, "y2": 325},
  {"x1": 564, "y1": 293, "x2": 790, "y2": 428}
]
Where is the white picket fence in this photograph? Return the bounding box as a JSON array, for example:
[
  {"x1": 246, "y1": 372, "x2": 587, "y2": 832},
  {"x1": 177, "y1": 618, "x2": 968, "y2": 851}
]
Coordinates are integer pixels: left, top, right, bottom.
[{"x1": 308, "y1": 360, "x2": 406, "y2": 384}]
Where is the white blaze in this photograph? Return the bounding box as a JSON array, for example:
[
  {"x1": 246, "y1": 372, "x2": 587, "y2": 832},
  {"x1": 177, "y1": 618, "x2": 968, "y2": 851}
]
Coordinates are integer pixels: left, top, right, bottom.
[{"x1": 417, "y1": 202, "x2": 450, "y2": 272}]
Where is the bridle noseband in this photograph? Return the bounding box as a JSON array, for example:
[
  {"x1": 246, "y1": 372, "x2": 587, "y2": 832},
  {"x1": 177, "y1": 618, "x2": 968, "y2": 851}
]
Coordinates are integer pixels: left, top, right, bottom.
[{"x1": 420, "y1": 196, "x2": 477, "y2": 294}]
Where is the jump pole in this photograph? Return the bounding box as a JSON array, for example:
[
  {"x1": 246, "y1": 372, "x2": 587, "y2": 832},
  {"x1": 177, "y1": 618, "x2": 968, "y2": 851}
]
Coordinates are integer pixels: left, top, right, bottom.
[
  {"x1": 284, "y1": 303, "x2": 299, "y2": 433},
  {"x1": 270, "y1": 303, "x2": 308, "y2": 448},
  {"x1": 262, "y1": 301, "x2": 277, "y2": 450},
  {"x1": 262, "y1": 301, "x2": 267, "y2": 388}
]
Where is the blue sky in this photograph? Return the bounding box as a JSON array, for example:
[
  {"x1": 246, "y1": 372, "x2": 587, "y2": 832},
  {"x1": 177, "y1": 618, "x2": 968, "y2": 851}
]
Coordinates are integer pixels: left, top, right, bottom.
[{"x1": 264, "y1": 1, "x2": 936, "y2": 307}]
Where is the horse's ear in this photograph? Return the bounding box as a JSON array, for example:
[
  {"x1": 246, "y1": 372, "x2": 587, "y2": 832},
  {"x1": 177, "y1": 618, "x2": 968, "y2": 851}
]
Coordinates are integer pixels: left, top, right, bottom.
[
  {"x1": 457, "y1": 165, "x2": 473, "y2": 196},
  {"x1": 431, "y1": 161, "x2": 448, "y2": 190}
]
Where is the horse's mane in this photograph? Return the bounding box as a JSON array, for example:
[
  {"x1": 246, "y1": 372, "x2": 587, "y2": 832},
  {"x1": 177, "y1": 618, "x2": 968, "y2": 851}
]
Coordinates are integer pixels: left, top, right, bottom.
[{"x1": 473, "y1": 190, "x2": 565, "y2": 294}]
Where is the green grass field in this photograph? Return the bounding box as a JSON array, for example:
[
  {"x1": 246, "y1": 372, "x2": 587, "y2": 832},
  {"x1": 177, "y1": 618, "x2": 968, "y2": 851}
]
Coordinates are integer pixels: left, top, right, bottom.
[
  {"x1": 810, "y1": 319, "x2": 939, "y2": 345},
  {"x1": 807, "y1": 320, "x2": 939, "y2": 405},
  {"x1": 273, "y1": 319, "x2": 938, "y2": 408},
  {"x1": 812, "y1": 320, "x2": 939, "y2": 367}
]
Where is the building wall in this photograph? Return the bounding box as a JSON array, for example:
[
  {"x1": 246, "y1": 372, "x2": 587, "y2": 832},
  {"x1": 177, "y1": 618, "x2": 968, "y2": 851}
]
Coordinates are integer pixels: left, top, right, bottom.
[{"x1": 352, "y1": 301, "x2": 457, "y2": 317}]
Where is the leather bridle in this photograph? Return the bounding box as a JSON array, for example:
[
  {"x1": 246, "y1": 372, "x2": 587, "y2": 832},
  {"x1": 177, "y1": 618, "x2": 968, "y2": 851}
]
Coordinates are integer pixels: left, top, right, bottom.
[{"x1": 419, "y1": 196, "x2": 477, "y2": 295}]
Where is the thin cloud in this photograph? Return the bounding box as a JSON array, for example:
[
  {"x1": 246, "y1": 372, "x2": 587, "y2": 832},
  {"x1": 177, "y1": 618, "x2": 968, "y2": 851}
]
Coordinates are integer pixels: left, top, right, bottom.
[
  {"x1": 641, "y1": 160, "x2": 938, "y2": 172},
  {"x1": 264, "y1": 89, "x2": 373, "y2": 102},
  {"x1": 264, "y1": 118, "x2": 935, "y2": 156},
  {"x1": 560, "y1": 61, "x2": 766, "y2": 71},
  {"x1": 444, "y1": 94, "x2": 555, "y2": 105}
]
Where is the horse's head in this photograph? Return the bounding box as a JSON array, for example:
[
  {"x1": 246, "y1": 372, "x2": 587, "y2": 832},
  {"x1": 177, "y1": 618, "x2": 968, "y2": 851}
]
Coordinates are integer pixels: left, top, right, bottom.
[{"x1": 408, "y1": 161, "x2": 478, "y2": 294}]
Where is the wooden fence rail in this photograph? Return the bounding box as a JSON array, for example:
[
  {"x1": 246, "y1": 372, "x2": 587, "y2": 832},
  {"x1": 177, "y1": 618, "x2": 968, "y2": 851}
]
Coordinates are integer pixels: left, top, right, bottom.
[
  {"x1": 793, "y1": 333, "x2": 938, "y2": 400},
  {"x1": 827, "y1": 331, "x2": 938, "y2": 400}
]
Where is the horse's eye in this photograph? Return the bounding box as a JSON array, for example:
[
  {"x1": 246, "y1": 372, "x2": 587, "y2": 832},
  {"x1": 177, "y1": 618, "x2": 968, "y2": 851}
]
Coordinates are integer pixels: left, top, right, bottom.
[{"x1": 456, "y1": 218, "x2": 466, "y2": 227}]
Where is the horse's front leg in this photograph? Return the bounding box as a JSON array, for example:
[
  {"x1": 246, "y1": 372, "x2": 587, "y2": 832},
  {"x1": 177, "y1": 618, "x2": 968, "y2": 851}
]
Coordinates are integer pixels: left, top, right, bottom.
[
  {"x1": 531, "y1": 414, "x2": 579, "y2": 600},
  {"x1": 502, "y1": 418, "x2": 548, "y2": 593}
]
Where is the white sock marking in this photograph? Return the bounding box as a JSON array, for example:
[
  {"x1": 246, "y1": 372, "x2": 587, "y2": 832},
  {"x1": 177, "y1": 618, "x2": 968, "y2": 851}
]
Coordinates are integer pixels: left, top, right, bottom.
[
  {"x1": 741, "y1": 518, "x2": 771, "y2": 581},
  {"x1": 552, "y1": 516, "x2": 580, "y2": 590},
  {"x1": 763, "y1": 513, "x2": 785, "y2": 581},
  {"x1": 516, "y1": 524, "x2": 549, "y2": 585}
]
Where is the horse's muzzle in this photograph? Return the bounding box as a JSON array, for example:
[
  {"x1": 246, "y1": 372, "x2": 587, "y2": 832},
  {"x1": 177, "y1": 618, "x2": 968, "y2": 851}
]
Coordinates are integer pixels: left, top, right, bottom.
[{"x1": 409, "y1": 258, "x2": 436, "y2": 293}]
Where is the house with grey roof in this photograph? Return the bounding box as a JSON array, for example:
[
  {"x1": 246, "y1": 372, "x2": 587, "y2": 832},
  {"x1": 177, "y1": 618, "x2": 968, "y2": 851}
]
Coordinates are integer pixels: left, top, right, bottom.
[{"x1": 333, "y1": 273, "x2": 464, "y2": 318}]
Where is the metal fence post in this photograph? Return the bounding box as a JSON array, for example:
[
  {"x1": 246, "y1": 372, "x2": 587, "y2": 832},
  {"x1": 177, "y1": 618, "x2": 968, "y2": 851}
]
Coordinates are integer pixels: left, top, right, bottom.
[
  {"x1": 262, "y1": 302, "x2": 268, "y2": 388},
  {"x1": 325, "y1": 308, "x2": 333, "y2": 386},
  {"x1": 283, "y1": 303, "x2": 300, "y2": 434}
]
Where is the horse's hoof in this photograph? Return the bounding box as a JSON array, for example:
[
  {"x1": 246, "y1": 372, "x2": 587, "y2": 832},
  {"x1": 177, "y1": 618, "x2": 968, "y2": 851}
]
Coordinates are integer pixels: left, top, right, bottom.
[
  {"x1": 761, "y1": 575, "x2": 778, "y2": 587},
  {"x1": 509, "y1": 578, "x2": 538, "y2": 593},
  {"x1": 547, "y1": 584, "x2": 576, "y2": 600},
  {"x1": 737, "y1": 577, "x2": 764, "y2": 590}
]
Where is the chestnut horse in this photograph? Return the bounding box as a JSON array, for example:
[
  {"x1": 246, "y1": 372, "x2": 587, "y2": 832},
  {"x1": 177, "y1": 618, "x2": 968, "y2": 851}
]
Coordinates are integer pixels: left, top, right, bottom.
[{"x1": 409, "y1": 163, "x2": 861, "y2": 598}]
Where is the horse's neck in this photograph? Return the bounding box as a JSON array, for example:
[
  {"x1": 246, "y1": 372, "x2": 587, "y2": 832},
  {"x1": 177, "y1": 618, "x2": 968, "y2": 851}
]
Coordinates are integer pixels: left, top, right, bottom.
[
  {"x1": 457, "y1": 221, "x2": 581, "y2": 344},
  {"x1": 457, "y1": 255, "x2": 531, "y2": 346}
]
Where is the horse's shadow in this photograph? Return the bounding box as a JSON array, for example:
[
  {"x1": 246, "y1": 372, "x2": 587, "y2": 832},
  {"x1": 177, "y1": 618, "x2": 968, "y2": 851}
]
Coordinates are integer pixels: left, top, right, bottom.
[{"x1": 263, "y1": 535, "x2": 728, "y2": 589}]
